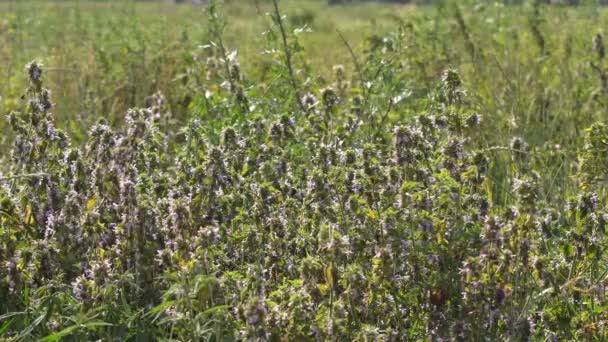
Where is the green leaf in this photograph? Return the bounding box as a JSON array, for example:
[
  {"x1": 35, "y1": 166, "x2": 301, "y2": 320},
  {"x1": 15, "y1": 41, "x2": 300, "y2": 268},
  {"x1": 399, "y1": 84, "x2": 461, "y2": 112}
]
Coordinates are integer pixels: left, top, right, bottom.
[
  {"x1": 15, "y1": 313, "x2": 45, "y2": 341},
  {"x1": 145, "y1": 300, "x2": 176, "y2": 322},
  {"x1": 0, "y1": 317, "x2": 16, "y2": 336},
  {"x1": 0, "y1": 311, "x2": 24, "y2": 321},
  {"x1": 38, "y1": 322, "x2": 113, "y2": 342},
  {"x1": 199, "y1": 305, "x2": 229, "y2": 317}
]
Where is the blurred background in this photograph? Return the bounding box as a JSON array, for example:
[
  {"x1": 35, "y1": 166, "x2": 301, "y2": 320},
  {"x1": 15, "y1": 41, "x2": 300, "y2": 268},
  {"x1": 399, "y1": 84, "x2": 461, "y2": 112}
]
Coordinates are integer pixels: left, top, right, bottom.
[{"x1": 1, "y1": 0, "x2": 607, "y2": 152}]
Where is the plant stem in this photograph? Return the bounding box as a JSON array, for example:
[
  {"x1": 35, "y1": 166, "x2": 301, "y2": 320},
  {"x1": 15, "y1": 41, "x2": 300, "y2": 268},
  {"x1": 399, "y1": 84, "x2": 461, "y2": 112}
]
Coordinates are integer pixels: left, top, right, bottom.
[{"x1": 272, "y1": 0, "x2": 306, "y2": 112}]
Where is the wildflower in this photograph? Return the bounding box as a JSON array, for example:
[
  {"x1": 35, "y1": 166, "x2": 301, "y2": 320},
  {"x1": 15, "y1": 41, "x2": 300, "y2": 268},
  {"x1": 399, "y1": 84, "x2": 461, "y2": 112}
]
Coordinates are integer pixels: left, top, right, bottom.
[
  {"x1": 510, "y1": 137, "x2": 529, "y2": 162},
  {"x1": 26, "y1": 61, "x2": 43, "y2": 82},
  {"x1": 230, "y1": 62, "x2": 241, "y2": 81},
  {"x1": 72, "y1": 275, "x2": 90, "y2": 302},
  {"x1": 333, "y1": 64, "x2": 345, "y2": 80},
  {"x1": 301, "y1": 93, "x2": 318, "y2": 110},
  {"x1": 244, "y1": 297, "x2": 267, "y2": 325},
  {"x1": 512, "y1": 177, "x2": 538, "y2": 207},
  {"x1": 434, "y1": 115, "x2": 449, "y2": 129},
  {"x1": 442, "y1": 69, "x2": 462, "y2": 90},
  {"x1": 6, "y1": 256, "x2": 21, "y2": 293},
  {"x1": 444, "y1": 137, "x2": 465, "y2": 160},
  {"x1": 576, "y1": 192, "x2": 598, "y2": 216},
  {"x1": 321, "y1": 87, "x2": 339, "y2": 108},
  {"x1": 465, "y1": 113, "x2": 481, "y2": 128}
]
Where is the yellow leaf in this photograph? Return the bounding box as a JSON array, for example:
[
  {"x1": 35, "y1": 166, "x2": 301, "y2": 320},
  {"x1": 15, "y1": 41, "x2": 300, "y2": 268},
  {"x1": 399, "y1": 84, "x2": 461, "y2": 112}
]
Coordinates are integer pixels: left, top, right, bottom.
[
  {"x1": 24, "y1": 205, "x2": 33, "y2": 225},
  {"x1": 325, "y1": 262, "x2": 334, "y2": 289},
  {"x1": 436, "y1": 232, "x2": 443, "y2": 244},
  {"x1": 366, "y1": 209, "x2": 378, "y2": 221},
  {"x1": 86, "y1": 195, "x2": 97, "y2": 213}
]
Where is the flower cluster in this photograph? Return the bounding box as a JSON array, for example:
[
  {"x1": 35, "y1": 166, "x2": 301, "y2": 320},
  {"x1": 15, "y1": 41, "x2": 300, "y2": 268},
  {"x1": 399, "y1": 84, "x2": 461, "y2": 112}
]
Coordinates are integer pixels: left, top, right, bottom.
[{"x1": 1, "y1": 6, "x2": 608, "y2": 339}]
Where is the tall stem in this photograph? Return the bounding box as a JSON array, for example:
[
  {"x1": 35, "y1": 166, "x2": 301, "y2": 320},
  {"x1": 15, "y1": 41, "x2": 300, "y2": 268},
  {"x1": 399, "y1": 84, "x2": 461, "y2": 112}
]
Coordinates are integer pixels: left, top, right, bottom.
[{"x1": 272, "y1": 0, "x2": 306, "y2": 112}]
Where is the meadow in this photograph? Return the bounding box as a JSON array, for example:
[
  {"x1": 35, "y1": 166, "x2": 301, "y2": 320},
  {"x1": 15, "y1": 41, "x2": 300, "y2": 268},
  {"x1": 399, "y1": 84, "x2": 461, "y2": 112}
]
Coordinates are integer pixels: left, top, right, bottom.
[{"x1": 1, "y1": 0, "x2": 608, "y2": 340}]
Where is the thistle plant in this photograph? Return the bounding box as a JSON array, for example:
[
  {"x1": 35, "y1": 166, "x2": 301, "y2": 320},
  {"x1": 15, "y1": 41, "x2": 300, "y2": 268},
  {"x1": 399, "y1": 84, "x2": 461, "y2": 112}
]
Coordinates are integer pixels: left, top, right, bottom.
[{"x1": 1, "y1": 2, "x2": 608, "y2": 341}]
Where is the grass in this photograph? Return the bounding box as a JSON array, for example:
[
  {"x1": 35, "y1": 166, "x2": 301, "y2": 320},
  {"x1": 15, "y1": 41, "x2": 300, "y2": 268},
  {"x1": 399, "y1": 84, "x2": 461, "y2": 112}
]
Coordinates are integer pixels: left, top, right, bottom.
[
  {"x1": 0, "y1": 0, "x2": 412, "y2": 138},
  {"x1": 1, "y1": 0, "x2": 608, "y2": 340}
]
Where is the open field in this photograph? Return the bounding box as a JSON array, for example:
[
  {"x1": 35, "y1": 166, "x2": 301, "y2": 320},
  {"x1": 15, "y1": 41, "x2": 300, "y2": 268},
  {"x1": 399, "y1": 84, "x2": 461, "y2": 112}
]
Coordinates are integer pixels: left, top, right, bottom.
[
  {"x1": 2, "y1": 0, "x2": 608, "y2": 340},
  {"x1": 0, "y1": 0, "x2": 413, "y2": 137}
]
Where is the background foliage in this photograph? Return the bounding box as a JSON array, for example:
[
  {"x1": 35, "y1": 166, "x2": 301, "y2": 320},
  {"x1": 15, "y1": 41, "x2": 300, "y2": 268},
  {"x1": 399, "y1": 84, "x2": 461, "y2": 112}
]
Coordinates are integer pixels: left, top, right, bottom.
[{"x1": 1, "y1": 0, "x2": 608, "y2": 340}]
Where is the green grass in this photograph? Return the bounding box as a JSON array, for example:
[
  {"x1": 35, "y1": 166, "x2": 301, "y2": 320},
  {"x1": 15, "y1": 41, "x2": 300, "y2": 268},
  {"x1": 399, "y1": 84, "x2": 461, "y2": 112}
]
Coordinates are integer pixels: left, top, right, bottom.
[
  {"x1": 0, "y1": 0, "x2": 413, "y2": 138},
  {"x1": 1, "y1": 1, "x2": 606, "y2": 149},
  {"x1": 1, "y1": 0, "x2": 608, "y2": 340}
]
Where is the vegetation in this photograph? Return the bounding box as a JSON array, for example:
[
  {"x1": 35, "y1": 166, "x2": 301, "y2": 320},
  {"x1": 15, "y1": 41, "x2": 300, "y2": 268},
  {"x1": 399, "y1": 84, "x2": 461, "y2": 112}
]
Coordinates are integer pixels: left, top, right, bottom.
[{"x1": 1, "y1": 0, "x2": 608, "y2": 340}]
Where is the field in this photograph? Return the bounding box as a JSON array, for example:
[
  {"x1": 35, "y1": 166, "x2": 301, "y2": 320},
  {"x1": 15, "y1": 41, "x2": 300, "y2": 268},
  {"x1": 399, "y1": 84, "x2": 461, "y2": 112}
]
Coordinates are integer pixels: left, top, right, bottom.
[{"x1": 1, "y1": 0, "x2": 608, "y2": 340}]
